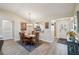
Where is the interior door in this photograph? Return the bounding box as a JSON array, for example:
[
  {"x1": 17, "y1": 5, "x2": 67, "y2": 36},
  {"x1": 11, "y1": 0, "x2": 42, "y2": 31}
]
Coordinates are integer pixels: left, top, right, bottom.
[{"x1": 2, "y1": 20, "x2": 13, "y2": 40}]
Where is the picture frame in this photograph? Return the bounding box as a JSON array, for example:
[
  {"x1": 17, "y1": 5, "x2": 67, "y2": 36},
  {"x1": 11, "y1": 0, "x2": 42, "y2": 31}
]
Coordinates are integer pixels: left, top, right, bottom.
[{"x1": 21, "y1": 22, "x2": 27, "y2": 30}]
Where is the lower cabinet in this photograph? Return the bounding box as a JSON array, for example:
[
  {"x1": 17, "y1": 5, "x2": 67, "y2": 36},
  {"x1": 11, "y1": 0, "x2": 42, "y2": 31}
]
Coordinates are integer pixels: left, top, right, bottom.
[{"x1": 67, "y1": 42, "x2": 79, "y2": 55}]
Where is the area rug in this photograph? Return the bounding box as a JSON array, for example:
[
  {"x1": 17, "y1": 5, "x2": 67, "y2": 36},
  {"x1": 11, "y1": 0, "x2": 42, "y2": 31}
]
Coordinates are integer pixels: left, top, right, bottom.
[
  {"x1": 18, "y1": 41, "x2": 42, "y2": 52},
  {"x1": 22, "y1": 44, "x2": 39, "y2": 52},
  {"x1": 57, "y1": 38, "x2": 67, "y2": 45}
]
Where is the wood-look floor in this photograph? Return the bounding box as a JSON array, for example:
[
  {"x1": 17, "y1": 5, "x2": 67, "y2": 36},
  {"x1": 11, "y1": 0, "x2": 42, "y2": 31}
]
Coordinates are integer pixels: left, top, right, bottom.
[{"x1": 1, "y1": 39, "x2": 67, "y2": 55}]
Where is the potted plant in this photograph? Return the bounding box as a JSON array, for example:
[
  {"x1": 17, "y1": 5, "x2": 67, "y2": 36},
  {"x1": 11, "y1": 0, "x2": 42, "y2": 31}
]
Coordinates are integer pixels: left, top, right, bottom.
[{"x1": 66, "y1": 31, "x2": 76, "y2": 42}]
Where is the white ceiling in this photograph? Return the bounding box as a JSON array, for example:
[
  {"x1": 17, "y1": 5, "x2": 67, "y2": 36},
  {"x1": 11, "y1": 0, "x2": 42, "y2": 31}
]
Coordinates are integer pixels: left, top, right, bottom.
[{"x1": 0, "y1": 3, "x2": 76, "y2": 21}]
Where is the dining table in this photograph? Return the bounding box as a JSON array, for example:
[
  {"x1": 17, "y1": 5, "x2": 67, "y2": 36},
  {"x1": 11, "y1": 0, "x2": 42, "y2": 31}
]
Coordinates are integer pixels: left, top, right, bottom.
[
  {"x1": 25, "y1": 34, "x2": 35, "y2": 38},
  {"x1": 25, "y1": 34, "x2": 36, "y2": 45}
]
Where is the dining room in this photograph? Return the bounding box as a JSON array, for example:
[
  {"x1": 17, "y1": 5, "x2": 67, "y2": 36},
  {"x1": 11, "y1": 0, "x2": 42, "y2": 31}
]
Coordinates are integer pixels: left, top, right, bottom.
[{"x1": 19, "y1": 22, "x2": 41, "y2": 51}]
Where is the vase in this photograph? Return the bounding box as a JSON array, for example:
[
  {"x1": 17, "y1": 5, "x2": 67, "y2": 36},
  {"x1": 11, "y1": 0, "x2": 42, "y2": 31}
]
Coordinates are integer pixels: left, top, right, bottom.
[{"x1": 69, "y1": 37, "x2": 75, "y2": 42}]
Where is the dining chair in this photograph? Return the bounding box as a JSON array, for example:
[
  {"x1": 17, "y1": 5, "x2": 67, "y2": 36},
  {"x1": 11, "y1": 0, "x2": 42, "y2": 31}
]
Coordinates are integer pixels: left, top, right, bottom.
[
  {"x1": 32, "y1": 31, "x2": 40, "y2": 46},
  {"x1": 19, "y1": 32, "x2": 29, "y2": 45}
]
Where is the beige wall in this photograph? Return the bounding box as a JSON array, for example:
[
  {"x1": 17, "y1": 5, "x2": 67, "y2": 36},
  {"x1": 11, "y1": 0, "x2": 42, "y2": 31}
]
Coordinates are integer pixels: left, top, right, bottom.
[
  {"x1": 37, "y1": 20, "x2": 54, "y2": 42},
  {"x1": 0, "y1": 9, "x2": 30, "y2": 41}
]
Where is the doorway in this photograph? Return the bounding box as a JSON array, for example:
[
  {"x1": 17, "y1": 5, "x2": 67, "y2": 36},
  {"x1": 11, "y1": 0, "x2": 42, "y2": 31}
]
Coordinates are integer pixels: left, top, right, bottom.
[{"x1": 51, "y1": 20, "x2": 56, "y2": 39}]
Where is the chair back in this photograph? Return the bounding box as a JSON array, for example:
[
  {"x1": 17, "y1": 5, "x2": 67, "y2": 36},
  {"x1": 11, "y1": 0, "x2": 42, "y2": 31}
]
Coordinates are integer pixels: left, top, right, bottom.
[
  {"x1": 36, "y1": 32, "x2": 39, "y2": 40},
  {"x1": 19, "y1": 32, "x2": 25, "y2": 41}
]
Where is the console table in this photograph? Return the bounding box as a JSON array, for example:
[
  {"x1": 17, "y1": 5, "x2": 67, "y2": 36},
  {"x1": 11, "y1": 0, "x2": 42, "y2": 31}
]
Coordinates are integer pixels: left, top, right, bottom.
[{"x1": 67, "y1": 41, "x2": 79, "y2": 55}]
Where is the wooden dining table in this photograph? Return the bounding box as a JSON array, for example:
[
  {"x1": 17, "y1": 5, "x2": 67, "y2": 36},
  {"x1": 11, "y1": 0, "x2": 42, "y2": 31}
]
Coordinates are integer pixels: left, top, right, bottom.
[
  {"x1": 25, "y1": 34, "x2": 35, "y2": 38},
  {"x1": 25, "y1": 34, "x2": 36, "y2": 45}
]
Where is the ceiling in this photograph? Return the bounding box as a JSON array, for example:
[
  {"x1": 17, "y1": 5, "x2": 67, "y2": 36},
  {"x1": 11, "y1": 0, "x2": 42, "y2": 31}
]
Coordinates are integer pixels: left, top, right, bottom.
[{"x1": 0, "y1": 3, "x2": 76, "y2": 21}]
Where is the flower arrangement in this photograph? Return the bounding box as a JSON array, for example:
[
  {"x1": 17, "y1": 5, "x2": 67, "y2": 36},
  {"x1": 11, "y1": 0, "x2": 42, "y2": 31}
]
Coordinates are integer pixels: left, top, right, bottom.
[
  {"x1": 66, "y1": 31, "x2": 76, "y2": 37},
  {"x1": 66, "y1": 31, "x2": 76, "y2": 42}
]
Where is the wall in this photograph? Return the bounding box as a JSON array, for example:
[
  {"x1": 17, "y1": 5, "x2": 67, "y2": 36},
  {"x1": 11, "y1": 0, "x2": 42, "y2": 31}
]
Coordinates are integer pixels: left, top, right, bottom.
[
  {"x1": 35, "y1": 17, "x2": 73, "y2": 42},
  {"x1": 0, "y1": 9, "x2": 29, "y2": 41},
  {"x1": 39, "y1": 20, "x2": 53, "y2": 42},
  {"x1": 74, "y1": 4, "x2": 79, "y2": 13},
  {"x1": 0, "y1": 19, "x2": 2, "y2": 39},
  {"x1": 0, "y1": 9, "x2": 53, "y2": 42},
  {"x1": 74, "y1": 4, "x2": 79, "y2": 40}
]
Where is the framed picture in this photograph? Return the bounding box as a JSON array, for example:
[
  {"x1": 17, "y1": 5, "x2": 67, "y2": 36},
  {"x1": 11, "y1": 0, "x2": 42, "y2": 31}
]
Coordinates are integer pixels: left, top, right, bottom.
[
  {"x1": 21, "y1": 22, "x2": 27, "y2": 30},
  {"x1": 45, "y1": 22, "x2": 49, "y2": 29}
]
